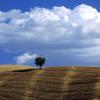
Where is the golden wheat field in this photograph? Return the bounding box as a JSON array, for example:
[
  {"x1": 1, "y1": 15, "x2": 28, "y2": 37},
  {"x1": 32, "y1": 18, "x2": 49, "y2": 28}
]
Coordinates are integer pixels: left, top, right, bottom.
[{"x1": 0, "y1": 65, "x2": 99, "y2": 100}]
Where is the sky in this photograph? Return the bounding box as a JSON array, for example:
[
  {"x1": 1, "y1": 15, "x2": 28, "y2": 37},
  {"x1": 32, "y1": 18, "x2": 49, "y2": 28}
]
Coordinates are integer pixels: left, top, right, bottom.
[{"x1": 0, "y1": 0, "x2": 100, "y2": 67}]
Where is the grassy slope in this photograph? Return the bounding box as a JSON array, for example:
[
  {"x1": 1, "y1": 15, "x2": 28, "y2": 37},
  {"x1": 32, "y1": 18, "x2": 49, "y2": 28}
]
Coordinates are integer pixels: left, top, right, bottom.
[
  {"x1": 0, "y1": 65, "x2": 99, "y2": 100},
  {"x1": 0, "y1": 65, "x2": 34, "y2": 72}
]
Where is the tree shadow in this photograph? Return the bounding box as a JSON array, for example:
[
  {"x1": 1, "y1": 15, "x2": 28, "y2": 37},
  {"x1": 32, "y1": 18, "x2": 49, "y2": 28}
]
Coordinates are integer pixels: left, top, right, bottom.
[{"x1": 13, "y1": 68, "x2": 34, "y2": 72}]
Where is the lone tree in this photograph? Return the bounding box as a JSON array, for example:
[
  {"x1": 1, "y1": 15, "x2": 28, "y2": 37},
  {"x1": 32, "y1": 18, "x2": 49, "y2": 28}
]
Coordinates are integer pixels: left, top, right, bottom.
[{"x1": 35, "y1": 57, "x2": 45, "y2": 69}]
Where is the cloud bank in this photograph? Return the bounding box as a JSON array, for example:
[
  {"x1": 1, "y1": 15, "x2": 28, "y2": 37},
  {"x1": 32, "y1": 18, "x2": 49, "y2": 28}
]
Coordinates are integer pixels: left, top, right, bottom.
[
  {"x1": 0, "y1": 4, "x2": 100, "y2": 65},
  {"x1": 16, "y1": 52, "x2": 38, "y2": 64}
]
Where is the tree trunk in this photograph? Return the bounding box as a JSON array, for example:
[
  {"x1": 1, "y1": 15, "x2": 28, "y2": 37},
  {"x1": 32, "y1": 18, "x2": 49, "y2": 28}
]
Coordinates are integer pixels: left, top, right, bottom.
[{"x1": 40, "y1": 65, "x2": 42, "y2": 69}]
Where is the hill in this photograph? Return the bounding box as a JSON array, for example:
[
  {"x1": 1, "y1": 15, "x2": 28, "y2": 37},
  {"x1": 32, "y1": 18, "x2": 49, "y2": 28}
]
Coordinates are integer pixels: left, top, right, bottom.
[
  {"x1": 0, "y1": 65, "x2": 34, "y2": 72},
  {"x1": 0, "y1": 65, "x2": 99, "y2": 100}
]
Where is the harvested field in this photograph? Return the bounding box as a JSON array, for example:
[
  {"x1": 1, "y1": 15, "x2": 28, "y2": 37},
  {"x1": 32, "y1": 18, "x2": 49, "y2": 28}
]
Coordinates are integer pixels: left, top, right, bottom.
[{"x1": 0, "y1": 65, "x2": 99, "y2": 100}]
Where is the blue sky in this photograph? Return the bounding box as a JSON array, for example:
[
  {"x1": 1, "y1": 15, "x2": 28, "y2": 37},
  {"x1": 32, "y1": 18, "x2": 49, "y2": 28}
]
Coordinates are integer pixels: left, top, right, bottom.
[
  {"x1": 0, "y1": 0, "x2": 100, "y2": 11},
  {"x1": 0, "y1": 0, "x2": 100, "y2": 66}
]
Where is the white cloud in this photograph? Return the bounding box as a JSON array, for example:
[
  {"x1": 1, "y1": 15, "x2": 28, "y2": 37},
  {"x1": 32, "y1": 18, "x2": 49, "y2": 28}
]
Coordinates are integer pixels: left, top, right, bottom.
[
  {"x1": 16, "y1": 52, "x2": 38, "y2": 64},
  {"x1": 0, "y1": 4, "x2": 100, "y2": 59}
]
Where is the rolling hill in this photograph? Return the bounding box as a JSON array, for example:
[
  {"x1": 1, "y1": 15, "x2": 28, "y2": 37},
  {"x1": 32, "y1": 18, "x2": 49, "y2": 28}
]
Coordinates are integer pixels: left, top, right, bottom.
[{"x1": 0, "y1": 65, "x2": 99, "y2": 100}]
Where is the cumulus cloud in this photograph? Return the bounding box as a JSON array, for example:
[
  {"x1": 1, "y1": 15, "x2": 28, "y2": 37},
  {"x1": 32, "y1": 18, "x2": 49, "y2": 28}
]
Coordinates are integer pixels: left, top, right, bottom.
[
  {"x1": 0, "y1": 4, "x2": 100, "y2": 59},
  {"x1": 16, "y1": 52, "x2": 38, "y2": 64}
]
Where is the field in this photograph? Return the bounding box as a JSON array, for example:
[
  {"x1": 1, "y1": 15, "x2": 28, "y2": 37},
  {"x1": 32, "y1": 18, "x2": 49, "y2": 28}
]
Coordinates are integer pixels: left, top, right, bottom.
[
  {"x1": 0, "y1": 65, "x2": 33, "y2": 72},
  {"x1": 0, "y1": 65, "x2": 99, "y2": 100}
]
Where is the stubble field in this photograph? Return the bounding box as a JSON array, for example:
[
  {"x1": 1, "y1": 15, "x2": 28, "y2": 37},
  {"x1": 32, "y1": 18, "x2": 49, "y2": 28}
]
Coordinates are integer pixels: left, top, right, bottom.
[{"x1": 0, "y1": 65, "x2": 99, "y2": 100}]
